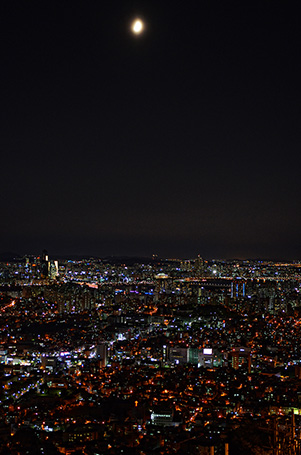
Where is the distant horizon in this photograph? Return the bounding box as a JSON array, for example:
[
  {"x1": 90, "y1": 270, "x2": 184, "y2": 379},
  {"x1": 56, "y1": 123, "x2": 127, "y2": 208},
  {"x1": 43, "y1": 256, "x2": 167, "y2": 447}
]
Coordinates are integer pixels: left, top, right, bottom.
[{"x1": 1, "y1": 249, "x2": 300, "y2": 263}]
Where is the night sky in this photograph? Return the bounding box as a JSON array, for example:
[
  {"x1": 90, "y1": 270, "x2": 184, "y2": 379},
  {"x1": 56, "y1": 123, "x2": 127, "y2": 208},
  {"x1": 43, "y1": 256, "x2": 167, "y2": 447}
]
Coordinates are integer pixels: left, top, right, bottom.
[{"x1": 1, "y1": 1, "x2": 301, "y2": 260}]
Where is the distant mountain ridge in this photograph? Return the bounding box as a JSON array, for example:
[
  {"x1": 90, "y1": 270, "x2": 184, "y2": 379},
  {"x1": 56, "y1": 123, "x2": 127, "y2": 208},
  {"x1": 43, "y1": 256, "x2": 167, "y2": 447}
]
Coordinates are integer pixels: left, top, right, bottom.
[{"x1": 0, "y1": 252, "x2": 22, "y2": 262}]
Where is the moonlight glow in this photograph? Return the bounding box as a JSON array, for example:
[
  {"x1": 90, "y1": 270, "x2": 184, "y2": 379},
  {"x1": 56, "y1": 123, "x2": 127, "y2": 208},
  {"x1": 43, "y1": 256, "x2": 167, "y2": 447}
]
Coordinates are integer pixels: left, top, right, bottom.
[{"x1": 131, "y1": 19, "x2": 144, "y2": 35}]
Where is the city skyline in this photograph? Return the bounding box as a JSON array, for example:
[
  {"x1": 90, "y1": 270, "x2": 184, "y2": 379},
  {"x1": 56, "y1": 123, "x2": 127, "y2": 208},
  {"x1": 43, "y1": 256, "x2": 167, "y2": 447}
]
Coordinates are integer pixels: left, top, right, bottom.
[
  {"x1": 0, "y1": 253, "x2": 301, "y2": 454},
  {"x1": 1, "y1": 1, "x2": 301, "y2": 260}
]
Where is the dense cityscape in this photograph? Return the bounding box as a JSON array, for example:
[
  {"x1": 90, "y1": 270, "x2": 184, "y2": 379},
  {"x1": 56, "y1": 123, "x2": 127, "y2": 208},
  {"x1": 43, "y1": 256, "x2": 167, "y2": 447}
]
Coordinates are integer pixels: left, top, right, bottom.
[{"x1": 0, "y1": 252, "x2": 300, "y2": 454}]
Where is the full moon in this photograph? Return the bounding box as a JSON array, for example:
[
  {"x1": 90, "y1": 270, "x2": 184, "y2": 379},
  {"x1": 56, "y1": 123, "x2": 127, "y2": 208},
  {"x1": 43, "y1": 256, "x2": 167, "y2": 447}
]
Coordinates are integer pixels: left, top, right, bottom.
[{"x1": 131, "y1": 19, "x2": 144, "y2": 35}]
